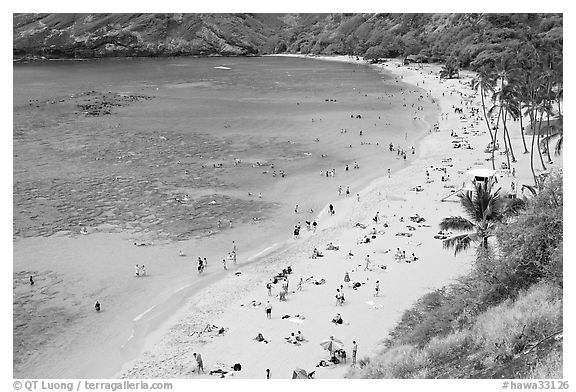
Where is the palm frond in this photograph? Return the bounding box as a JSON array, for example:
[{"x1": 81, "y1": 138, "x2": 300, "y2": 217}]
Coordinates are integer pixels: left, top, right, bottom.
[
  {"x1": 554, "y1": 135, "x2": 563, "y2": 156},
  {"x1": 442, "y1": 234, "x2": 475, "y2": 256},
  {"x1": 504, "y1": 197, "x2": 526, "y2": 215},
  {"x1": 521, "y1": 184, "x2": 538, "y2": 197},
  {"x1": 439, "y1": 216, "x2": 475, "y2": 232}
]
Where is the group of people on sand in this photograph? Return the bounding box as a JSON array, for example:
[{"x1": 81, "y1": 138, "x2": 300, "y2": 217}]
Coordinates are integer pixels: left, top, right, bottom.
[
  {"x1": 285, "y1": 330, "x2": 306, "y2": 345},
  {"x1": 394, "y1": 248, "x2": 418, "y2": 263},
  {"x1": 197, "y1": 257, "x2": 207, "y2": 273},
  {"x1": 134, "y1": 264, "x2": 147, "y2": 277}
]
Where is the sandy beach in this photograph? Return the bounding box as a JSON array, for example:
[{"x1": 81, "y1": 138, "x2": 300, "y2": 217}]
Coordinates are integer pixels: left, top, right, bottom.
[
  {"x1": 110, "y1": 55, "x2": 558, "y2": 379},
  {"x1": 13, "y1": 54, "x2": 558, "y2": 379}
]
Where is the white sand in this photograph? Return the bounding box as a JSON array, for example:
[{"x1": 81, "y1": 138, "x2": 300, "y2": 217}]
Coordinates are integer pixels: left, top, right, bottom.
[{"x1": 115, "y1": 56, "x2": 560, "y2": 379}]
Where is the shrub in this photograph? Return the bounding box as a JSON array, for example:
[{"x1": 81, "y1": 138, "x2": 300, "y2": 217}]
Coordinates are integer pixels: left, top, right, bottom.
[
  {"x1": 425, "y1": 331, "x2": 476, "y2": 367},
  {"x1": 473, "y1": 283, "x2": 562, "y2": 361},
  {"x1": 526, "y1": 346, "x2": 563, "y2": 379}
]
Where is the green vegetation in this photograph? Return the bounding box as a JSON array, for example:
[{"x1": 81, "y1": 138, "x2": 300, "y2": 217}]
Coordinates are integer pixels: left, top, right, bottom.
[{"x1": 347, "y1": 174, "x2": 563, "y2": 379}]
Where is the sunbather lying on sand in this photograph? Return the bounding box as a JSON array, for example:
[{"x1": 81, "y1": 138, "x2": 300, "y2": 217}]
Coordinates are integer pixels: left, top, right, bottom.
[
  {"x1": 331, "y1": 313, "x2": 343, "y2": 325},
  {"x1": 326, "y1": 242, "x2": 339, "y2": 250},
  {"x1": 255, "y1": 333, "x2": 269, "y2": 343},
  {"x1": 285, "y1": 332, "x2": 301, "y2": 345}
]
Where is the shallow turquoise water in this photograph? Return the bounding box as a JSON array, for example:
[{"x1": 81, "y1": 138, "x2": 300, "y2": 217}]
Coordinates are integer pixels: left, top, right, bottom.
[{"x1": 13, "y1": 56, "x2": 435, "y2": 242}]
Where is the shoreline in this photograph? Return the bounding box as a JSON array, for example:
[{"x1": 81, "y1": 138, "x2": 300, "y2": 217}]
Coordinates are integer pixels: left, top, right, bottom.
[
  {"x1": 13, "y1": 55, "x2": 436, "y2": 378},
  {"x1": 115, "y1": 56, "x2": 491, "y2": 378}
]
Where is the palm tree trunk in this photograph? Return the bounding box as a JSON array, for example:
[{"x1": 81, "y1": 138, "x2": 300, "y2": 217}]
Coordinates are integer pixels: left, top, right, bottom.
[
  {"x1": 545, "y1": 110, "x2": 552, "y2": 162},
  {"x1": 502, "y1": 110, "x2": 512, "y2": 172},
  {"x1": 504, "y1": 115, "x2": 516, "y2": 163},
  {"x1": 530, "y1": 108, "x2": 541, "y2": 187},
  {"x1": 519, "y1": 101, "x2": 529, "y2": 154},
  {"x1": 536, "y1": 117, "x2": 547, "y2": 171},
  {"x1": 481, "y1": 87, "x2": 494, "y2": 143},
  {"x1": 491, "y1": 109, "x2": 502, "y2": 171}
]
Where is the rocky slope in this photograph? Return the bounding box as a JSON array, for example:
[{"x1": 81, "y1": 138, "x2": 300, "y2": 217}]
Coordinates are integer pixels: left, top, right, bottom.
[{"x1": 14, "y1": 13, "x2": 562, "y2": 69}]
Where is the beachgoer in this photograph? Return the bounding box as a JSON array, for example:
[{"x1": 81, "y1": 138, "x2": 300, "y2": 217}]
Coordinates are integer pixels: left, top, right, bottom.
[
  {"x1": 94, "y1": 301, "x2": 101, "y2": 312},
  {"x1": 387, "y1": 168, "x2": 391, "y2": 178},
  {"x1": 29, "y1": 276, "x2": 34, "y2": 285},
  {"x1": 364, "y1": 255, "x2": 371, "y2": 271},
  {"x1": 332, "y1": 313, "x2": 343, "y2": 325},
  {"x1": 344, "y1": 272, "x2": 350, "y2": 282},
  {"x1": 329, "y1": 204, "x2": 334, "y2": 215},
  {"x1": 352, "y1": 341, "x2": 358, "y2": 365},
  {"x1": 140, "y1": 265, "x2": 146, "y2": 277},
  {"x1": 265, "y1": 301, "x2": 272, "y2": 319},
  {"x1": 374, "y1": 281, "x2": 380, "y2": 297},
  {"x1": 296, "y1": 331, "x2": 304, "y2": 342},
  {"x1": 295, "y1": 204, "x2": 299, "y2": 213},
  {"x1": 222, "y1": 258, "x2": 227, "y2": 270},
  {"x1": 338, "y1": 185, "x2": 343, "y2": 196},
  {"x1": 193, "y1": 353, "x2": 204, "y2": 374},
  {"x1": 357, "y1": 193, "x2": 360, "y2": 202},
  {"x1": 179, "y1": 250, "x2": 185, "y2": 257},
  {"x1": 266, "y1": 369, "x2": 271, "y2": 379},
  {"x1": 312, "y1": 220, "x2": 317, "y2": 232},
  {"x1": 346, "y1": 186, "x2": 350, "y2": 196},
  {"x1": 267, "y1": 281, "x2": 273, "y2": 296},
  {"x1": 135, "y1": 264, "x2": 140, "y2": 277},
  {"x1": 297, "y1": 278, "x2": 303, "y2": 291},
  {"x1": 204, "y1": 257, "x2": 208, "y2": 267}
]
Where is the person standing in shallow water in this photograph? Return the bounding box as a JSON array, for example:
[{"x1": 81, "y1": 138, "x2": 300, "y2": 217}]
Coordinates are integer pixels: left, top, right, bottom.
[{"x1": 266, "y1": 368, "x2": 271, "y2": 379}]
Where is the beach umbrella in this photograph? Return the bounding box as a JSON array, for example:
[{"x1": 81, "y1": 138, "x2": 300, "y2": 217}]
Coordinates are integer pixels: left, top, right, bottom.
[
  {"x1": 292, "y1": 368, "x2": 310, "y2": 379},
  {"x1": 319, "y1": 337, "x2": 344, "y2": 353}
]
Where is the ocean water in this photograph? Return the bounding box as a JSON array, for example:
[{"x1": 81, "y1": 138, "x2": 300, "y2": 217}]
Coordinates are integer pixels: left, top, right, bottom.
[
  {"x1": 13, "y1": 56, "x2": 436, "y2": 244},
  {"x1": 13, "y1": 56, "x2": 440, "y2": 377}
]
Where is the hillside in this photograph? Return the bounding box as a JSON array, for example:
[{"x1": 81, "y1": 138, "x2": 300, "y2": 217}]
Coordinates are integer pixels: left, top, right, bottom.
[{"x1": 13, "y1": 13, "x2": 562, "y2": 69}]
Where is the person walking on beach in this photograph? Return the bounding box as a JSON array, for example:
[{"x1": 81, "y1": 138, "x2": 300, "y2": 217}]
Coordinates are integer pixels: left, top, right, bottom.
[
  {"x1": 346, "y1": 186, "x2": 350, "y2": 196},
  {"x1": 193, "y1": 352, "x2": 204, "y2": 374},
  {"x1": 388, "y1": 168, "x2": 391, "y2": 178},
  {"x1": 266, "y1": 369, "x2": 271, "y2": 379},
  {"x1": 374, "y1": 281, "x2": 380, "y2": 297},
  {"x1": 135, "y1": 264, "x2": 140, "y2": 277},
  {"x1": 29, "y1": 276, "x2": 34, "y2": 285},
  {"x1": 357, "y1": 193, "x2": 360, "y2": 202},
  {"x1": 297, "y1": 277, "x2": 303, "y2": 291},
  {"x1": 312, "y1": 220, "x2": 317, "y2": 232},
  {"x1": 338, "y1": 185, "x2": 343, "y2": 196},
  {"x1": 222, "y1": 258, "x2": 227, "y2": 270},
  {"x1": 267, "y1": 281, "x2": 273, "y2": 296},
  {"x1": 329, "y1": 204, "x2": 334, "y2": 215},
  {"x1": 295, "y1": 204, "x2": 299, "y2": 214},
  {"x1": 364, "y1": 255, "x2": 371, "y2": 271},
  {"x1": 140, "y1": 265, "x2": 147, "y2": 277},
  {"x1": 204, "y1": 257, "x2": 208, "y2": 267},
  {"x1": 94, "y1": 301, "x2": 101, "y2": 312},
  {"x1": 265, "y1": 301, "x2": 272, "y2": 319},
  {"x1": 352, "y1": 341, "x2": 358, "y2": 365}
]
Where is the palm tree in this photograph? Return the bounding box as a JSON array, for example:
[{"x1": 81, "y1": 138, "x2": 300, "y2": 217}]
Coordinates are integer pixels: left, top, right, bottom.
[
  {"x1": 470, "y1": 68, "x2": 496, "y2": 146},
  {"x1": 440, "y1": 181, "x2": 522, "y2": 255}
]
